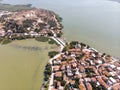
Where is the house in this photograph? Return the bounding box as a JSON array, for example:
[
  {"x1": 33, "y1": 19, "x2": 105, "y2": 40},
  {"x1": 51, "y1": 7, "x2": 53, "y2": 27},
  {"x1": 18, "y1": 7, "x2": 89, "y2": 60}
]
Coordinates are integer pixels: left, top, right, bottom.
[
  {"x1": 82, "y1": 49, "x2": 91, "y2": 55},
  {"x1": 0, "y1": 29, "x2": 5, "y2": 37},
  {"x1": 117, "y1": 67, "x2": 120, "y2": 70},
  {"x1": 118, "y1": 75, "x2": 120, "y2": 79},
  {"x1": 97, "y1": 60, "x2": 102, "y2": 64},
  {"x1": 39, "y1": 30, "x2": 48, "y2": 36},
  {"x1": 79, "y1": 81, "x2": 86, "y2": 90},
  {"x1": 71, "y1": 62, "x2": 77, "y2": 69},
  {"x1": 97, "y1": 76, "x2": 109, "y2": 89},
  {"x1": 84, "y1": 78, "x2": 91, "y2": 82},
  {"x1": 109, "y1": 72, "x2": 116, "y2": 76},
  {"x1": 53, "y1": 65, "x2": 60, "y2": 72},
  {"x1": 110, "y1": 65, "x2": 116, "y2": 69},
  {"x1": 60, "y1": 65, "x2": 66, "y2": 70},
  {"x1": 86, "y1": 83, "x2": 92, "y2": 90},
  {"x1": 55, "y1": 71, "x2": 62, "y2": 77},
  {"x1": 91, "y1": 77, "x2": 96, "y2": 82},
  {"x1": 112, "y1": 83, "x2": 120, "y2": 90},
  {"x1": 29, "y1": 31, "x2": 39, "y2": 36},
  {"x1": 107, "y1": 80, "x2": 113, "y2": 86},
  {"x1": 109, "y1": 77, "x2": 117, "y2": 83},
  {"x1": 67, "y1": 69, "x2": 73, "y2": 77},
  {"x1": 79, "y1": 65, "x2": 85, "y2": 73}
]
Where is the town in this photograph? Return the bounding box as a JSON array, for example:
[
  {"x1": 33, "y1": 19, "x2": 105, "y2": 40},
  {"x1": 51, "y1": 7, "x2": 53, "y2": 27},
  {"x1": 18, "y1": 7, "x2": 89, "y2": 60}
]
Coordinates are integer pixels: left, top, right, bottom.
[
  {"x1": 43, "y1": 41, "x2": 120, "y2": 90},
  {"x1": 0, "y1": 8, "x2": 63, "y2": 44}
]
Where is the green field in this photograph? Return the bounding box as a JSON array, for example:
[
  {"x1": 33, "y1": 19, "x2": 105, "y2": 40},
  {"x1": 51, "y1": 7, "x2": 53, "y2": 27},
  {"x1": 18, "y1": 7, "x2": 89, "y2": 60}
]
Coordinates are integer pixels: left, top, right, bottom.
[{"x1": 0, "y1": 39, "x2": 57, "y2": 90}]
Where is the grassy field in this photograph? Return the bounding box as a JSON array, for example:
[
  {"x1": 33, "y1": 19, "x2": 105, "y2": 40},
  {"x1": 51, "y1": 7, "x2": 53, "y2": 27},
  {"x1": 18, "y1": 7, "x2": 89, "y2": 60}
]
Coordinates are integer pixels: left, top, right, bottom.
[{"x1": 0, "y1": 39, "x2": 57, "y2": 90}]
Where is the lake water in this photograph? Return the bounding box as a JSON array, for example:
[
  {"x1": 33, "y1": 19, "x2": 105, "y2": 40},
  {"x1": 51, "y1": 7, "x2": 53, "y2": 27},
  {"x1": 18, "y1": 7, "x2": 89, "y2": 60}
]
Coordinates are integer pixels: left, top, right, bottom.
[
  {"x1": 0, "y1": 0, "x2": 120, "y2": 90},
  {"x1": 0, "y1": 39, "x2": 57, "y2": 90}
]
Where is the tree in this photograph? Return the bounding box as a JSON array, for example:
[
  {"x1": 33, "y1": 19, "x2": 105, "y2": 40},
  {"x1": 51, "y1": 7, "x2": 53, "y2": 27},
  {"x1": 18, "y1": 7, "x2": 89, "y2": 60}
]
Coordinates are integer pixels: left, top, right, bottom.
[
  {"x1": 22, "y1": 19, "x2": 36, "y2": 28},
  {"x1": 55, "y1": 14, "x2": 63, "y2": 22},
  {"x1": 34, "y1": 28, "x2": 41, "y2": 33},
  {"x1": 61, "y1": 80, "x2": 66, "y2": 86},
  {"x1": 55, "y1": 77, "x2": 63, "y2": 81},
  {"x1": 64, "y1": 84, "x2": 70, "y2": 90},
  {"x1": 48, "y1": 20, "x2": 56, "y2": 27},
  {"x1": 48, "y1": 51, "x2": 58, "y2": 58},
  {"x1": 63, "y1": 43, "x2": 70, "y2": 52},
  {"x1": 74, "y1": 82, "x2": 79, "y2": 88},
  {"x1": 47, "y1": 32, "x2": 53, "y2": 36},
  {"x1": 57, "y1": 31, "x2": 63, "y2": 37},
  {"x1": 48, "y1": 38, "x2": 56, "y2": 44},
  {"x1": 69, "y1": 41, "x2": 79, "y2": 49}
]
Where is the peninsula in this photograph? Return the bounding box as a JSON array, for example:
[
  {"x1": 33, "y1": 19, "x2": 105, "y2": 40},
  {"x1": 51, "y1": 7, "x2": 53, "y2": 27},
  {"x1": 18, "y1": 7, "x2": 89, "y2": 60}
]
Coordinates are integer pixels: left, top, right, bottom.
[
  {"x1": 0, "y1": 8, "x2": 63, "y2": 45},
  {"x1": 0, "y1": 9, "x2": 120, "y2": 90},
  {"x1": 44, "y1": 41, "x2": 120, "y2": 90}
]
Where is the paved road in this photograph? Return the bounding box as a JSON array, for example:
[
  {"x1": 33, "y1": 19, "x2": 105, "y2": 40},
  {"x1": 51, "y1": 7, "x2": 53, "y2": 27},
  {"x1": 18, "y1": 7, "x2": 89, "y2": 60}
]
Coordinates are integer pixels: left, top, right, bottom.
[
  {"x1": 48, "y1": 53, "x2": 63, "y2": 90},
  {"x1": 48, "y1": 37, "x2": 65, "y2": 90},
  {"x1": 50, "y1": 37, "x2": 65, "y2": 52}
]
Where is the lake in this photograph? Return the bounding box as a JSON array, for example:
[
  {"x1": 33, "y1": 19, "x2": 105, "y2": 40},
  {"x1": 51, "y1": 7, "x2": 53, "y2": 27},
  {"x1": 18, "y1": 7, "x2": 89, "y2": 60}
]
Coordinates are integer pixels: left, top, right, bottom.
[
  {"x1": 0, "y1": 0, "x2": 120, "y2": 90},
  {"x1": 0, "y1": 39, "x2": 57, "y2": 90}
]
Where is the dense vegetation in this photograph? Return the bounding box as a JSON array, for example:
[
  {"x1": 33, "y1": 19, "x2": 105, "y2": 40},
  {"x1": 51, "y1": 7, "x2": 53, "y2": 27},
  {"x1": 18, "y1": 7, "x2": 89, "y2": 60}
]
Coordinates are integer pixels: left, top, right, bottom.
[{"x1": 44, "y1": 63, "x2": 52, "y2": 81}]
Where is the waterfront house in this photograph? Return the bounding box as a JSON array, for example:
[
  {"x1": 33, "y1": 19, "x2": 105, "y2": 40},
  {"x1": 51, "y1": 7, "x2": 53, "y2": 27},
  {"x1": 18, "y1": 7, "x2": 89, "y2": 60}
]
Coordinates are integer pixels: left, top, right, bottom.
[{"x1": 0, "y1": 29, "x2": 5, "y2": 37}]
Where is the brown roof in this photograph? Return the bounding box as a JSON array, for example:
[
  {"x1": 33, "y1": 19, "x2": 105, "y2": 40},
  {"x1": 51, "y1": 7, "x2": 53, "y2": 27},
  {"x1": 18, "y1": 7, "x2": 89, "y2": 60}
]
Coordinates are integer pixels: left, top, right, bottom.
[
  {"x1": 61, "y1": 61, "x2": 67, "y2": 65},
  {"x1": 112, "y1": 83, "x2": 120, "y2": 90},
  {"x1": 61, "y1": 65, "x2": 66, "y2": 70},
  {"x1": 91, "y1": 77, "x2": 97, "y2": 82},
  {"x1": 69, "y1": 79, "x2": 75, "y2": 85},
  {"x1": 102, "y1": 71, "x2": 111, "y2": 77},
  {"x1": 55, "y1": 71, "x2": 62, "y2": 77},
  {"x1": 68, "y1": 49, "x2": 81, "y2": 52},
  {"x1": 97, "y1": 76, "x2": 109, "y2": 89},
  {"x1": 86, "y1": 83, "x2": 92, "y2": 90},
  {"x1": 79, "y1": 81, "x2": 86, "y2": 90},
  {"x1": 53, "y1": 65, "x2": 60, "y2": 71},
  {"x1": 79, "y1": 65, "x2": 85, "y2": 72}
]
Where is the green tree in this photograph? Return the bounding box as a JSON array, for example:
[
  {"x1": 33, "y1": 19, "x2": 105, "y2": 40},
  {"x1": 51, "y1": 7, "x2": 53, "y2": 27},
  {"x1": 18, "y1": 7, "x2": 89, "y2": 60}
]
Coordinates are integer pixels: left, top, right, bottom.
[
  {"x1": 61, "y1": 80, "x2": 66, "y2": 86},
  {"x1": 48, "y1": 51, "x2": 58, "y2": 58},
  {"x1": 64, "y1": 84, "x2": 70, "y2": 90}
]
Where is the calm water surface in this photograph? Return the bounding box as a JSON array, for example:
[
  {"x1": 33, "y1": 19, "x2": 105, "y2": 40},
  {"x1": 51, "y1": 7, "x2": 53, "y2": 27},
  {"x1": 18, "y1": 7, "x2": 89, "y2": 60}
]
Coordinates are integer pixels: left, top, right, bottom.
[
  {"x1": 0, "y1": 0, "x2": 120, "y2": 90},
  {"x1": 0, "y1": 39, "x2": 57, "y2": 90}
]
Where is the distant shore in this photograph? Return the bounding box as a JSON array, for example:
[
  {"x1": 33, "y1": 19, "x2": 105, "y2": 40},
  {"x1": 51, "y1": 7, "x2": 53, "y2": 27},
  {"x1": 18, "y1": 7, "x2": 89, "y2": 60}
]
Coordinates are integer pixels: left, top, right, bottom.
[
  {"x1": 0, "y1": 3, "x2": 33, "y2": 11},
  {"x1": 110, "y1": 0, "x2": 120, "y2": 3}
]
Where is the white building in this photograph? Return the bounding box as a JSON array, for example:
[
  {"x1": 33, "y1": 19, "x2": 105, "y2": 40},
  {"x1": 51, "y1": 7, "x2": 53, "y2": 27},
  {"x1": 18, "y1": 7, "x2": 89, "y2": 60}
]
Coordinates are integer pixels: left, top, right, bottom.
[{"x1": 109, "y1": 77, "x2": 116, "y2": 83}]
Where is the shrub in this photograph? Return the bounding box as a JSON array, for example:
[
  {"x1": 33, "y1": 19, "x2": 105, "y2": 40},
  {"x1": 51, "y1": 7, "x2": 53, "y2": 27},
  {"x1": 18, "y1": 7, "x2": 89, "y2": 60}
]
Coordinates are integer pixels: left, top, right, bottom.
[
  {"x1": 48, "y1": 20, "x2": 56, "y2": 27},
  {"x1": 48, "y1": 51, "x2": 58, "y2": 58},
  {"x1": 0, "y1": 38, "x2": 3, "y2": 43},
  {"x1": 69, "y1": 41, "x2": 79, "y2": 49},
  {"x1": 57, "y1": 31, "x2": 63, "y2": 37},
  {"x1": 35, "y1": 36, "x2": 48, "y2": 42},
  {"x1": 2, "y1": 38, "x2": 12, "y2": 45},
  {"x1": 55, "y1": 77, "x2": 63, "y2": 81},
  {"x1": 61, "y1": 80, "x2": 66, "y2": 86},
  {"x1": 48, "y1": 38, "x2": 56, "y2": 44},
  {"x1": 64, "y1": 84, "x2": 70, "y2": 90},
  {"x1": 34, "y1": 28, "x2": 41, "y2": 33}
]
